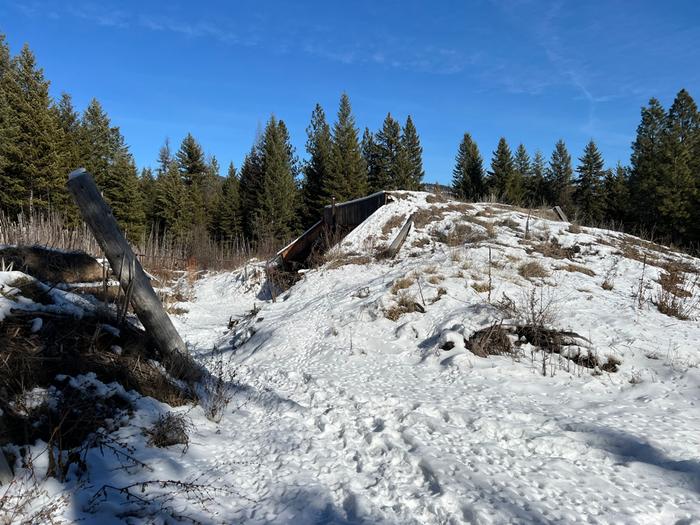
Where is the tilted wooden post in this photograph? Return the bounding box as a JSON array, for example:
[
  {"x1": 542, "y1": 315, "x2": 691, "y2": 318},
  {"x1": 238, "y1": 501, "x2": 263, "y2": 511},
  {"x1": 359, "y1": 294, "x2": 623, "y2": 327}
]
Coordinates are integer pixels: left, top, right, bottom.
[{"x1": 67, "y1": 168, "x2": 201, "y2": 382}]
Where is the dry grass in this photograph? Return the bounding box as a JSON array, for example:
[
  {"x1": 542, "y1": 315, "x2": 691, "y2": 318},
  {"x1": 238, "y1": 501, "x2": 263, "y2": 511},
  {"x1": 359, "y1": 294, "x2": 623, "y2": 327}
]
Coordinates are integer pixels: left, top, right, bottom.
[
  {"x1": 431, "y1": 287, "x2": 447, "y2": 303},
  {"x1": 0, "y1": 210, "x2": 267, "y2": 273},
  {"x1": 472, "y1": 281, "x2": 492, "y2": 293},
  {"x1": 391, "y1": 276, "x2": 414, "y2": 294},
  {"x1": 528, "y1": 239, "x2": 578, "y2": 260},
  {"x1": 427, "y1": 275, "x2": 444, "y2": 285},
  {"x1": 433, "y1": 222, "x2": 489, "y2": 246},
  {"x1": 442, "y1": 202, "x2": 475, "y2": 214},
  {"x1": 384, "y1": 292, "x2": 422, "y2": 321},
  {"x1": 413, "y1": 207, "x2": 442, "y2": 229},
  {"x1": 325, "y1": 253, "x2": 373, "y2": 269},
  {"x1": 496, "y1": 218, "x2": 520, "y2": 231},
  {"x1": 519, "y1": 261, "x2": 550, "y2": 279},
  {"x1": 559, "y1": 263, "x2": 596, "y2": 277},
  {"x1": 601, "y1": 279, "x2": 615, "y2": 291},
  {"x1": 412, "y1": 237, "x2": 431, "y2": 248},
  {"x1": 653, "y1": 264, "x2": 699, "y2": 320},
  {"x1": 381, "y1": 214, "x2": 406, "y2": 236},
  {"x1": 425, "y1": 193, "x2": 448, "y2": 204}
]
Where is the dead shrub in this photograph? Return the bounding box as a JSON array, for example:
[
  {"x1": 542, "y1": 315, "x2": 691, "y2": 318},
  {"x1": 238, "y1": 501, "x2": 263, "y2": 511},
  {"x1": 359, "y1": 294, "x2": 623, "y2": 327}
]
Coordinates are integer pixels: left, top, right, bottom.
[
  {"x1": 146, "y1": 412, "x2": 192, "y2": 449},
  {"x1": 519, "y1": 261, "x2": 549, "y2": 280},
  {"x1": 0, "y1": 472, "x2": 69, "y2": 524},
  {"x1": 466, "y1": 323, "x2": 513, "y2": 357},
  {"x1": 559, "y1": 264, "x2": 596, "y2": 277},
  {"x1": 427, "y1": 275, "x2": 443, "y2": 285}
]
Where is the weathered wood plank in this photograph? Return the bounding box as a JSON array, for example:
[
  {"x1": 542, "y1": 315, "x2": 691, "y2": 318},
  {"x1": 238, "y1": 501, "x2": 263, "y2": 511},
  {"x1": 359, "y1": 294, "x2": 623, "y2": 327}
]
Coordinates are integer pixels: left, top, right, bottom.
[
  {"x1": 553, "y1": 205, "x2": 569, "y2": 222},
  {"x1": 67, "y1": 168, "x2": 200, "y2": 382},
  {"x1": 385, "y1": 214, "x2": 414, "y2": 258}
]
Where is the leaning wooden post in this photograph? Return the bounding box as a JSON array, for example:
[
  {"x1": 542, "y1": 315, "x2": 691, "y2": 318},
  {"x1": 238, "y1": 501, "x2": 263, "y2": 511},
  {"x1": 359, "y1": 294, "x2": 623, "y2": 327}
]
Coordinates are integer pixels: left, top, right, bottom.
[{"x1": 67, "y1": 168, "x2": 201, "y2": 382}]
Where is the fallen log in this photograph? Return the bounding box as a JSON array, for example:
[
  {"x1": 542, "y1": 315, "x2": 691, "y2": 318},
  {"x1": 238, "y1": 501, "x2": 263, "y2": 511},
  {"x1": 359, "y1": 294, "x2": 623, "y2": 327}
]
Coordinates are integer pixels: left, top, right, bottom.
[{"x1": 66, "y1": 168, "x2": 201, "y2": 382}]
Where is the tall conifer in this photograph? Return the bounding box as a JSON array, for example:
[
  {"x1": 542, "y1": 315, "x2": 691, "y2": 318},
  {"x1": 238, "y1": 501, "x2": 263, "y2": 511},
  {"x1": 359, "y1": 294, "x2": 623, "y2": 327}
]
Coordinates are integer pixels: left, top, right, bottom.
[
  {"x1": 546, "y1": 140, "x2": 574, "y2": 212},
  {"x1": 488, "y1": 138, "x2": 516, "y2": 202},
  {"x1": 401, "y1": 116, "x2": 424, "y2": 190},
  {"x1": 574, "y1": 140, "x2": 605, "y2": 223},
  {"x1": 451, "y1": 133, "x2": 484, "y2": 200},
  {"x1": 302, "y1": 103, "x2": 333, "y2": 224},
  {"x1": 327, "y1": 94, "x2": 366, "y2": 201}
]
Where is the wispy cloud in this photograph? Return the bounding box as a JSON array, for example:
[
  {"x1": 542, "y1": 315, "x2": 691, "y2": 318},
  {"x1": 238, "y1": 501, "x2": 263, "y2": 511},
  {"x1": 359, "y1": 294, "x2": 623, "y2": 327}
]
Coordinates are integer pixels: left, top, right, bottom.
[{"x1": 9, "y1": 1, "x2": 477, "y2": 75}]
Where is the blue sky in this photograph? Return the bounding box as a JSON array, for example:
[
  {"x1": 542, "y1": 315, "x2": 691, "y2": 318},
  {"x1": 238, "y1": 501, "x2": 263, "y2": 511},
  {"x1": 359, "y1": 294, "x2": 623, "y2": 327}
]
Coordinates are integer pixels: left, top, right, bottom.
[{"x1": 2, "y1": 0, "x2": 699, "y2": 183}]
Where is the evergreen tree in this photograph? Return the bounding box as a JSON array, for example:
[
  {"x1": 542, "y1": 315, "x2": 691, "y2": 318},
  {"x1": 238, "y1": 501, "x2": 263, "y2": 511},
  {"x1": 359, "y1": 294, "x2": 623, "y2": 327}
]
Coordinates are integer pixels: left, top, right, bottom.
[
  {"x1": 108, "y1": 148, "x2": 146, "y2": 239},
  {"x1": 488, "y1": 138, "x2": 517, "y2": 202},
  {"x1": 302, "y1": 103, "x2": 332, "y2": 224},
  {"x1": 508, "y1": 143, "x2": 528, "y2": 204},
  {"x1": 0, "y1": 44, "x2": 62, "y2": 215},
  {"x1": 154, "y1": 160, "x2": 190, "y2": 240},
  {"x1": 176, "y1": 133, "x2": 208, "y2": 186},
  {"x1": 157, "y1": 138, "x2": 172, "y2": 177},
  {"x1": 375, "y1": 113, "x2": 404, "y2": 191},
  {"x1": 202, "y1": 155, "x2": 224, "y2": 234},
  {"x1": 574, "y1": 140, "x2": 605, "y2": 223},
  {"x1": 79, "y1": 99, "x2": 113, "y2": 185},
  {"x1": 78, "y1": 99, "x2": 144, "y2": 236},
  {"x1": 656, "y1": 89, "x2": 699, "y2": 240},
  {"x1": 255, "y1": 116, "x2": 298, "y2": 240},
  {"x1": 215, "y1": 162, "x2": 242, "y2": 240},
  {"x1": 602, "y1": 164, "x2": 630, "y2": 225},
  {"x1": 362, "y1": 127, "x2": 385, "y2": 193},
  {"x1": 629, "y1": 98, "x2": 667, "y2": 228},
  {"x1": 239, "y1": 140, "x2": 264, "y2": 239},
  {"x1": 546, "y1": 139, "x2": 574, "y2": 212},
  {"x1": 327, "y1": 94, "x2": 366, "y2": 201},
  {"x1": 140, "y1": 167, "x2": 158, "y2": 229},
  {"x1": 451, "y1": 133, "x2": 484, "y2": 200},
  {"x1": 52, "y1": 93, "x2": 81, "y2": 223},
  {"x1": 401, "y1": 116, "x2": 424, "y2": 190},
  {"x1": 525, "y1": 150, "x2": 548, "y2": 206}
]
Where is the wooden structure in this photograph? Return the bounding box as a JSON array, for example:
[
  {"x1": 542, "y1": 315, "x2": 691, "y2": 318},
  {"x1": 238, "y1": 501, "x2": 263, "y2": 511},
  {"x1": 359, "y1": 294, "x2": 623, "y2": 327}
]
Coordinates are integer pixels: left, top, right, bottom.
[
  {"x1": 384, "y1": 214, "x2": 414, "y2": 258},
  {"x1": 67, "y1": 168, "x2": 200, "y2": 382},
  {"x1": 275, "y1": 191, "x2": 392, "y2": 269},
  {"x1": 553, "y1": 206, "x2": 569, "y2": 222}
]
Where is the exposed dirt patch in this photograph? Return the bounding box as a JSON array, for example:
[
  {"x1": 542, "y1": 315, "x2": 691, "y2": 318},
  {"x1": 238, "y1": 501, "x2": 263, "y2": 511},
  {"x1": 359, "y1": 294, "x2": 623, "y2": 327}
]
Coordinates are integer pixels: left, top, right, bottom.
[{"x1": 0, "y1": 246, "x2": 103, "y2": 284}]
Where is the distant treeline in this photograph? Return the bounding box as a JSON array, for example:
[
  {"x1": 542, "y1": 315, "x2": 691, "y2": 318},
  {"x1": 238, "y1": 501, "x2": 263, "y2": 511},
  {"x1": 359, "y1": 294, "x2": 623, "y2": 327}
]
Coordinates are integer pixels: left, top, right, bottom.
[
  {"x1": 452, "y1": 88, "x2": 700, "y2": 248},
  {"x1": 1, "y1": 35, "x2": 698, "y2": 250}
]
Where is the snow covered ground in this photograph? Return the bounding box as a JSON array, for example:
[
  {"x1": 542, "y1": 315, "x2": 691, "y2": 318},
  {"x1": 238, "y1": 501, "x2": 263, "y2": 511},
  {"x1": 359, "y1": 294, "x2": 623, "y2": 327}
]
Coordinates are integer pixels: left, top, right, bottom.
[{"x1": 4, "y1": 192, "x2": 700, "y2": 524}]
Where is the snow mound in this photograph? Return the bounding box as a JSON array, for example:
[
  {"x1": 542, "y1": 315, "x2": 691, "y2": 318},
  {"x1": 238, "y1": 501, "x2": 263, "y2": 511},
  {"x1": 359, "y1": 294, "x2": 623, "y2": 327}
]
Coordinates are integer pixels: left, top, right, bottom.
[
  {"x1": 171, "y1": 192, "x2": 700, "y2": 523},
  {"x1": 7, "y1": 193, "x2": 700, "y2": 523}
]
